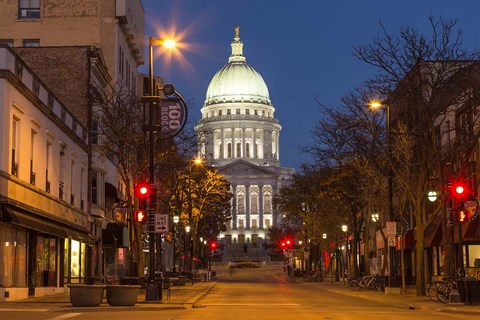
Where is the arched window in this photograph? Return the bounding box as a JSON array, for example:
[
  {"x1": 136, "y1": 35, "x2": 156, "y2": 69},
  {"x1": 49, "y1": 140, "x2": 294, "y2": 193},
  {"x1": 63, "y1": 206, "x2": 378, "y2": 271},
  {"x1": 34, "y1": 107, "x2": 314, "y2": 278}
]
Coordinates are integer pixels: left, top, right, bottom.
[
  {"x1": 236, "y1": 142, "x2": 241, "y2": 158},
  {"x1": 246, "y1": 143, "x2": 250, "y2": 158},
  {"x1": 227, "y1": 143, "x2": 232, "y2": 158}
]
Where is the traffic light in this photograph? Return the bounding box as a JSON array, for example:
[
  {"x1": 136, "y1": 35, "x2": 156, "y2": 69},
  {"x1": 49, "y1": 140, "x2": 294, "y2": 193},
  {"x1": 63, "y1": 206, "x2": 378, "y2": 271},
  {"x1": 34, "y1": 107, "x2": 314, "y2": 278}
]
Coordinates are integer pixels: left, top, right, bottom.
[
  {"x1": 135, "y1": 183, "x2": 150, "y2": 223},
  {"x1": 135, "y1": 210, "x2": 147, "y2": 223},
  {"x1": 280, "y1": 238, "x2": 293, "y2": 250},
  {"x1": 210, "y1": 242, "x2": 217, "y2": 250},
  {"x1": 136, "y1": 183, "x2": 150, "y2": 198},
  {"x1": 457, "y1": 208, "x2": 469, "y2": 223}
]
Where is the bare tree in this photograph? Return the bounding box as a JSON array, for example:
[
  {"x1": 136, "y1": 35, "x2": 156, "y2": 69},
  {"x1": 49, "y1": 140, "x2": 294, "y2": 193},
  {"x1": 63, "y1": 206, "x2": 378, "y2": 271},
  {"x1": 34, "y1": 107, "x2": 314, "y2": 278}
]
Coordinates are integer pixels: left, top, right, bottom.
[{"x1": 354, "y1": 17, "x2": 480, "y2": 294}]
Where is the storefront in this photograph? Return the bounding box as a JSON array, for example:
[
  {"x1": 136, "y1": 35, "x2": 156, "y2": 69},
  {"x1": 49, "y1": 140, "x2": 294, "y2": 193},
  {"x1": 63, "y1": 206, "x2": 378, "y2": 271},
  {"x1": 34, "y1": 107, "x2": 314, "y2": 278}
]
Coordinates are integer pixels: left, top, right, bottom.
[{"x1": 0, "y1": 205, "x2": 92, "y2": 300}]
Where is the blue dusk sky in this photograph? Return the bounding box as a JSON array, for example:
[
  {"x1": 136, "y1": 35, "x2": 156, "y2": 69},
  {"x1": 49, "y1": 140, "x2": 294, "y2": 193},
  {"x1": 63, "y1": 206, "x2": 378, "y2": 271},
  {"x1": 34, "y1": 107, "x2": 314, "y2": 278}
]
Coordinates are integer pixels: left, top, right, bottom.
[{"x1": 141, "y1": 0, "x2": 480, "y2": 170}]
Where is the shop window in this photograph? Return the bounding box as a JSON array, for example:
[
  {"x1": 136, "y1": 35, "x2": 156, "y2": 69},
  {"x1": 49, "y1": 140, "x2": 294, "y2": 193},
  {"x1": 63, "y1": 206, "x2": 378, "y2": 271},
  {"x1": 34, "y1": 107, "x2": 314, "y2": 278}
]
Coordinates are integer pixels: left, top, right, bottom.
[{"x1": 0, "y1": 225, "x2": 27, "y2": 287}]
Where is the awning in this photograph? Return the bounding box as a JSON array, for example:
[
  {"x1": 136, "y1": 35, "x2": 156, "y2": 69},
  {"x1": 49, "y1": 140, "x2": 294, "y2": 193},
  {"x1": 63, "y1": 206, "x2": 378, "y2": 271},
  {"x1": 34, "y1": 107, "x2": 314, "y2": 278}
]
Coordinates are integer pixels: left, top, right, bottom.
[
  {"x1": 105, "y1": 182, "x2": 120, "y2": 202},
  {"x1": 102, "y1": 222, "x2": 128, "y2": 248},
  {"x1": 64, "y1": 226, "x2": 94, "y2": 245},
  {"x1": 424, "y1": 215, "x2": 443, "y2": 247},
  {"x1": 1, "y1": 205, "x2": 93, "y2": 244},
  {"x1": 454, "y1": 216, "x2": 480, "y2": 243}
]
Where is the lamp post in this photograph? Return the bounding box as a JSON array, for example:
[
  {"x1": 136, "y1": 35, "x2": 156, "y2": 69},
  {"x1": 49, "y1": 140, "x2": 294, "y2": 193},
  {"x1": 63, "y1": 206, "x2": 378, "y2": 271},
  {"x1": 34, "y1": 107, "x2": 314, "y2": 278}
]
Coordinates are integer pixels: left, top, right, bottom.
[
  {"x1": 370, "y1": 100, "x2": 395, "y2": 287},
  {"x1": 142, "y1": 36, "x2": 176, "y2": 302},
  {"x1": 173, "y1": 215, "x2": 180, "y2": 272},
  {"x1": 341, "y1": 224, "x2": 348, "y2": 283}
]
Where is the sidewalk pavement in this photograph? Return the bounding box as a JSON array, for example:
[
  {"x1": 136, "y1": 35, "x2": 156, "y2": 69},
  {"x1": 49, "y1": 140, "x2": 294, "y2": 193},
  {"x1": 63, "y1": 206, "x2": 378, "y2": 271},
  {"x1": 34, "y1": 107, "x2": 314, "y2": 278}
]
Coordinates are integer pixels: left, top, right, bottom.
[
  {"x1": 309, "y1": 278, "x2": 480, "y2": 316},
  {"x1": 0, "y1": 280, "x2": 217, "y2": 313}
]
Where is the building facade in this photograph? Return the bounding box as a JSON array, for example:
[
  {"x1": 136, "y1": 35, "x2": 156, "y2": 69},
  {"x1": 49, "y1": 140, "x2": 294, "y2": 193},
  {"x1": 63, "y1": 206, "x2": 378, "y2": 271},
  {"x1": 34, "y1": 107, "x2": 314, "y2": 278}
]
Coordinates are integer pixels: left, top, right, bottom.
[
  {"x1": 0, "y1": 0, "x2": 147, "y2": 295},
  {"x1": 0, "y1": 45, "x2": 92, "y2": 300},
  {"x1": 196, "y1": 28, "x2": 294, "y2": 261}
]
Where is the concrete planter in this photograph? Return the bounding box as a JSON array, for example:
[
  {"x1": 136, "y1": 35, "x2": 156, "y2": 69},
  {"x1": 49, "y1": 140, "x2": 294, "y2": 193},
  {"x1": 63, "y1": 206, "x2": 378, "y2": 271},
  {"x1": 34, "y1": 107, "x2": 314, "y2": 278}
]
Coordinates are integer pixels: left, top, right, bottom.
[
  {"x1": 106, "y1": 285, "x2": 141, "y2": 306},
  {"x1": 68, "y1": 284, "x2": 105, "y2": 307}
]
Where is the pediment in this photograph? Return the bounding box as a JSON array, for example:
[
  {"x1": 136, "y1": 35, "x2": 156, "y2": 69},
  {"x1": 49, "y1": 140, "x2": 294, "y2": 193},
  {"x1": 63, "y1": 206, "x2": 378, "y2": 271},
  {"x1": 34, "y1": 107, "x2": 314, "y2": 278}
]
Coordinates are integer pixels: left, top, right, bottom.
[{"x1": 219, "y1": 159, "x2": 275, "y2": 177}]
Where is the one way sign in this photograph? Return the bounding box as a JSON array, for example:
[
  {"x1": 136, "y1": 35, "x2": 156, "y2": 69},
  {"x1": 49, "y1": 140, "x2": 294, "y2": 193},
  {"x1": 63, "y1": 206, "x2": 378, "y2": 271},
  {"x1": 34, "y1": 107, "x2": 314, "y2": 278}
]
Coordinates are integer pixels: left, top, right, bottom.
[{"x1": 155, "y1": 214, "x2": 169, "y2": 233}]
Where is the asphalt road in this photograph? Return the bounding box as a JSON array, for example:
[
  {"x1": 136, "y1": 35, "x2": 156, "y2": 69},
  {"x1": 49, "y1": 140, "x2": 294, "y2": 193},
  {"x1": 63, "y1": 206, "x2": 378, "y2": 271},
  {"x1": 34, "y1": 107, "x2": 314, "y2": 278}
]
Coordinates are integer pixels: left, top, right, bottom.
[{"x1": 0, "y1": 265, "x2": 476, "y2": 320}]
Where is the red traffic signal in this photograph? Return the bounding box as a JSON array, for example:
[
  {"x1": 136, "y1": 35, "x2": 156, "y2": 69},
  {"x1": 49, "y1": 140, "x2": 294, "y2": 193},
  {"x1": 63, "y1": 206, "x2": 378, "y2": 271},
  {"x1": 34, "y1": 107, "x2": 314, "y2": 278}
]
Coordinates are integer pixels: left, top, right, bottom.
[
  {"x1": 210, "y1": 242, "x2": 217, "y2": 250},
  {"x1": 136, "y1": 183, "x2": 150, "y2": 197},
  {"x1": 458, "y1": 209, "x2": 469, "y2": 223},
  {"x1": 135, "y1": 210, "x2": 147, "y2": 223}
]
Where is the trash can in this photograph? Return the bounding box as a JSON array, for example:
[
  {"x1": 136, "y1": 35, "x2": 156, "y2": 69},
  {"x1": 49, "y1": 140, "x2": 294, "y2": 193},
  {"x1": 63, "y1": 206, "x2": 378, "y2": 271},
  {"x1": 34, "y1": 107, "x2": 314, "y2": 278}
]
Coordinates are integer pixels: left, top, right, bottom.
[{"x1": 460, "y1": 280, "x2": 480, "y2": 305}]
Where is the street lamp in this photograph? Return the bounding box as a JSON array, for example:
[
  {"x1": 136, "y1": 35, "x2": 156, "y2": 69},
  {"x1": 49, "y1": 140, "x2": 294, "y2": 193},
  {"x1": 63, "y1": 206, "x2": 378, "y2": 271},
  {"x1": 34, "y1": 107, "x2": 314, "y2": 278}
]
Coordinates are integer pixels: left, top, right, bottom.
[
  {"x1": 369, "y1": 100, "x2": 395, "y2": 288},
  {"x1": 173, "y1": 215, "x2": 180, "y2": 272},
  {"x1": 143, "y1": 36, "x2": 176, "y2": 302}
]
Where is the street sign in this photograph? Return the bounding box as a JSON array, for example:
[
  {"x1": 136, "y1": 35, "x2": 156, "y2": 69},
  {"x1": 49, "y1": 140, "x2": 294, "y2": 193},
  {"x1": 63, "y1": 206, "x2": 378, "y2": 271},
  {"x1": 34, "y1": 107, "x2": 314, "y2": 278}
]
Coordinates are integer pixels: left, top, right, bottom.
[
  {"x1": 386, "y1": 221, "x2": 397, "y2": 235},
  {"x1": 387, "y1": 234, "x2": 396, "y2": 247},
  {"x1": 155, "y1": 214, "x2": 169, "y2": 233}
]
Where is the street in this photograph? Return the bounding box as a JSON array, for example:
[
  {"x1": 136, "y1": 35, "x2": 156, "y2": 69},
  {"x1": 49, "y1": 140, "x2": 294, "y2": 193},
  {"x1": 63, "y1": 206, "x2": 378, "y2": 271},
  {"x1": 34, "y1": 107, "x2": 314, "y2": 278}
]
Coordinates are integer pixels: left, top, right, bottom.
[{"x1": 1, "y1": 264, "x2": 477, "y2": 320}]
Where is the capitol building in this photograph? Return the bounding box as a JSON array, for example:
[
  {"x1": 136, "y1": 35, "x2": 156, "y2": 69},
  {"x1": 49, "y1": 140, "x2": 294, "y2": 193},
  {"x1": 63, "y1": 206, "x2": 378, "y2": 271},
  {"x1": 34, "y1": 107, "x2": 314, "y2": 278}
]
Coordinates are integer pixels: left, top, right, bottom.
[{"x1": 196, "y1": 28, "x2": 294, "y2": 259}]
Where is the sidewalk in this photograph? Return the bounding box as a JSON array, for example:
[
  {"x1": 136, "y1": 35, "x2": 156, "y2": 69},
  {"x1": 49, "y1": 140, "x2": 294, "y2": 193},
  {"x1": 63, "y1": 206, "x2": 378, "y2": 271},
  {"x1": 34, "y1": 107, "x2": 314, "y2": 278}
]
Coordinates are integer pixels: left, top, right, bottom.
[
  {"x1": 311, "y1": 278, "x2": 480, "y2": 316},
  {"x1": 0, "y1": 280, "x2": 217, "y2": 312}
]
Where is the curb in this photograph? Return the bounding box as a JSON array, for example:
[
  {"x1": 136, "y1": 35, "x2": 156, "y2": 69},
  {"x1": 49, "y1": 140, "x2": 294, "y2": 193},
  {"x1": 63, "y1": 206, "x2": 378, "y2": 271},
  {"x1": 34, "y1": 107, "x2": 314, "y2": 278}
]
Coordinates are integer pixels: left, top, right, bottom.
[{"x1": 191, "y1": 281, "x2": 218, "y2": 308}]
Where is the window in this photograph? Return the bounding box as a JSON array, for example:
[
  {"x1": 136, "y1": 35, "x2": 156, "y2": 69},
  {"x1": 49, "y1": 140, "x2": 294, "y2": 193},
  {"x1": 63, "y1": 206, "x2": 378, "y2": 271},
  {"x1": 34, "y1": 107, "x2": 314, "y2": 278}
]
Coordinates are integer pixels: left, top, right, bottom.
[
  {"x1": 70, "y1": 160, "x2": 75, "y2": 205},
  {"x1": 237, "y1": 194, "x2": 245, "y2": 213},
  {"x1": 91, "y1": 119, "x2": 99, "y2": 145},
  {"x1": 59, "y1": 146, "x2": 65, "y2": 200},
  {"x1": 0, "y1": 39, "x2": 14, "y2": 47},
  {"x1": 80, "y1": 168, "x2": 85, "y2": 210},
  {"x1": 250, "y1": 194, "x2": 258, "y2": 213},
  {"x1": 0, "y1": 225, "x2": 27, "y2": 287},
  {"x1": 236, "y1": 109, "x2": 240, "y2": 115},
  {"x1": 264, "y1": 194, "x2": 272, "y2": 213},
  {"x1": 18, "y1": 0, "x2": 40, "y2": 19},
  {"x1": 246, "y1": 143, "x2": 250, "y2": 158},
  {"x1": 23, "y1": 39, "x2": 40, "y2": 47},
  {"x1": 30, "y1": 130, "x2": 36, "y2": 185},
  {"x1": 236, "y1": 143, "x2": 241, "y2": 158},
  {"x1": 227, "y1": 109, "x2": 231, "y2": 115},
  {"x1": 46, "y1": 142, "x2": 51, "y2": 192},
  {"x1": 32, "y1": 78, "x2": 40, "y2": 96},
  {"x1": 227, "y1": 142, "x2": 232, "y2": 158},
  {"x1": 47, "y1": 94, "x2": 54, "y2": 109},
  {"x1": 251, "y1": 219, "x2": 258, "y2": 229},
  {"x1": 218, "y1": 110, "x2": 222, "y2": 116},
  {"x1": 246, "y1": 109, "x2": 250, "y2": 115},
  {"x1": 91, "y1": 173, "x2": 98, "y2": 204},
  {"x1": 264, "y1": 219, "x2": 271, "y2": 228},
  {"x1": 238, "y1": 219, "x2": 244, "y2": 230},
  {"x1": 11, "y1": 118, "x2": 19, "y2": 176},
  {"x1": 254, "y1": 110, "x2": 258, "y2": 115}
]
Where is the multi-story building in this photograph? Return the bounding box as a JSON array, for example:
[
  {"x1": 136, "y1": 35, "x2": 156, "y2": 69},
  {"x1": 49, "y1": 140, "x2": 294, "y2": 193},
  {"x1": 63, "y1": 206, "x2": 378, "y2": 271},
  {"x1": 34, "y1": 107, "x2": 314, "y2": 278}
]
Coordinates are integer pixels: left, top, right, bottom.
[
  {"x1": 196, "y1": 28, "x2": 294, "y2": 261},
  {"x1": 0, "y1": 0, "x2": 147, "y2": 284},
  {"x1": 0, "y1": 45, "x2": 93, "y2": 300}
]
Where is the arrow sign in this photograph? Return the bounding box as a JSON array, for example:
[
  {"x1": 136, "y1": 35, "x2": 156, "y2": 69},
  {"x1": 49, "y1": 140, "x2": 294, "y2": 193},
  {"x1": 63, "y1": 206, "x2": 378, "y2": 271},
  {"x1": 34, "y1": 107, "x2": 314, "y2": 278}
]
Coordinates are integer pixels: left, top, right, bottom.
[{"x1": 155, "y1": 214, "x2": 169, "y2": 233}]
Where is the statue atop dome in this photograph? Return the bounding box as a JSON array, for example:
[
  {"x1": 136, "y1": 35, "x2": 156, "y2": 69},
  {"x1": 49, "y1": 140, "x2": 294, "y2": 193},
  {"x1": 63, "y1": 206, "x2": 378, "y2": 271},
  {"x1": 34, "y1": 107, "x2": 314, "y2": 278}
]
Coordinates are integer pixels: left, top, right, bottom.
[{"x1": 235, "y1": 25, "x2": 240, "y2": 38}]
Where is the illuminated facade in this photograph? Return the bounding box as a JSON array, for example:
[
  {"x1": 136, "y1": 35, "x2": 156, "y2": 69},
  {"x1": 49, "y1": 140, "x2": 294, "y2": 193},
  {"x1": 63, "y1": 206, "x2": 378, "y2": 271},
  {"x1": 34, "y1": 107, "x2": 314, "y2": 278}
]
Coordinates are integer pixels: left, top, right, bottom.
[{"x1": 196, "y1": 28, "x2": 293, "y2": 260}]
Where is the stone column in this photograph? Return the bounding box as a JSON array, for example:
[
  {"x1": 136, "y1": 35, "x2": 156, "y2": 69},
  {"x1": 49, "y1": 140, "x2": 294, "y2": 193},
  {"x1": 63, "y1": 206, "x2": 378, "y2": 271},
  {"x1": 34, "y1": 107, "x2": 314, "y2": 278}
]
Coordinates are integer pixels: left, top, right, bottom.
[
  {"x1": 245, "y1": 184, "x2": 250, "y2": 229},
  {"x1": 221, "y1": 128, "x2": 225, "y2": 159},
  {"x1": 259, "y1": 184, "x2": 264, "y2": 229},
  {"x1": 232, "y1": 184, "x2": 237, "y2": 229}
]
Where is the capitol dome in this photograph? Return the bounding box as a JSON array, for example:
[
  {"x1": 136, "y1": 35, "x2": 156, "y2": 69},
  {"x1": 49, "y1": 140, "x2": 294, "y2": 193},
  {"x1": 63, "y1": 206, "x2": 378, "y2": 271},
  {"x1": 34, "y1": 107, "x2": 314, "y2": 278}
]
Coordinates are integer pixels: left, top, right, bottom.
[{"x1": 204, "y1": 28, "x2": 271, "y2": 106}]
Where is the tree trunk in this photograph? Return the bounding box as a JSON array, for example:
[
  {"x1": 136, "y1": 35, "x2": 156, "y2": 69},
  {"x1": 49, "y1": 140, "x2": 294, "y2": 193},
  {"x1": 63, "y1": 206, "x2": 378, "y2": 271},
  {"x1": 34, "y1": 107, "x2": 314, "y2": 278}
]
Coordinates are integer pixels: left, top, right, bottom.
[{"x1": 415, "y1": 227, "x2": 425, "y2": 296}]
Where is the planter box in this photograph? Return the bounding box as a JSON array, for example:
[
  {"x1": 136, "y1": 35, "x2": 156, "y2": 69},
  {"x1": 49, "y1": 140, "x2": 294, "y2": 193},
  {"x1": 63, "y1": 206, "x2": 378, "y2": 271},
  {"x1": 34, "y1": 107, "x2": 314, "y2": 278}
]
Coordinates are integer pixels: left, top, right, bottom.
[
  {"x1": 106, "y1": 285, "x2": 141, "y2": 306},
  {"x1": 68, "y1": 285, "x2": 105, "y2": 307}
]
